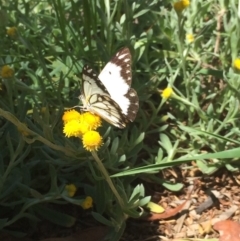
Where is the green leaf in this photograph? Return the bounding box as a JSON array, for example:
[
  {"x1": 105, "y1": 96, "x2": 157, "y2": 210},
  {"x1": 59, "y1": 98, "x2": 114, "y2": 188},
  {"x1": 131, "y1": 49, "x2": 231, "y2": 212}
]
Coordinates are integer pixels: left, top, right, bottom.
[
  {"x1": 196, "y1": 160, "x2": 218, "y2": 175},
  {"x1": 111, "y1": 137, "x2": 119, "y2": 154},
  {"x1": 225, "y1": 163, "x2": 239, "y2": 172},
  {"x1": 159, "y1": 134, "x2": 173, "y2": 155},
  {"x1": 138, "y1": 196, "x2": 151, "y2": 207},
  {"x1": 0, "y1": 218, "x2": 8, "y2": 229},
  {"x1": 33, "y1": 204, "x2": 76, "y2": 227},
  {"x1": 162, "y1": 182, "x2": 184, "y2": 192},
  {"x1": 92, "y1": 212, "x2": 113, "y2": 227},
  {"x1": 133, "y1": 9, "x2": 150, "y2": 18}
]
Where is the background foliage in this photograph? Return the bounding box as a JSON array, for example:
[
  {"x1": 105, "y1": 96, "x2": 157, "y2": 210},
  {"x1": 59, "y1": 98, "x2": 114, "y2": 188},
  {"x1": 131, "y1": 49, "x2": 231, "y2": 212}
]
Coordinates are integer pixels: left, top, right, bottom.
[{"x1": 1, "y1": 0, "x2": 240, "y2": 240}]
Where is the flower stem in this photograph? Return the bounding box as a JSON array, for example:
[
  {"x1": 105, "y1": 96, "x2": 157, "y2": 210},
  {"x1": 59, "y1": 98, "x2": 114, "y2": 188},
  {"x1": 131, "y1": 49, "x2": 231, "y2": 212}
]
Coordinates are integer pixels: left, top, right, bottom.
[{"x1": 91, "y1": 150, "x2": 126, "y2": 211}]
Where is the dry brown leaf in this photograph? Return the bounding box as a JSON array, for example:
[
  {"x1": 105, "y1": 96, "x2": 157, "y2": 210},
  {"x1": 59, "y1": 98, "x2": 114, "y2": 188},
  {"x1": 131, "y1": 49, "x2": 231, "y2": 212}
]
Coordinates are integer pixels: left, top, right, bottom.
[
  {"x1": 143, "y1": 199, "x2": 190, "y2": 221},
  {"x1": 143, "y1": 187, "x2": 193, "y2": 221},
  {"x1": 199, "y1": 219, "x2": 212, "y2": 235},
  {"x1": 174, "y1": 198, "x2": 192, "y2": 233},
  {"x1": 186, "y1": 205, "x2": 238, "y2": 237},
  {"x1": 213, "y1": 220, "x2": 240, "y2": 241}
]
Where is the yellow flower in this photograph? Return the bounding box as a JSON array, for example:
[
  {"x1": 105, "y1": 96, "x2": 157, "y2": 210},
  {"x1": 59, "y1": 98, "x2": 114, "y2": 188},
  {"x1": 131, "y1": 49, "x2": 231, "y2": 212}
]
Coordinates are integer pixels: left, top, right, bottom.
[
  {"x1": 7, "y1": 27, "x2": 17, "y2": 38},
  {"x1": 62, "y1": 109, "x2": 81, "y2": 124},
  {"x1": 82, "y1": 131, "x2": 102, "y2": 152},
  {"x1": 82, "y1": 112, "x2": 102, "y2": 130},
  {"x1": 81, "y1": 196, "x2": 93, "y2": 209},
  {"x1": 161, "y1": 87, "x2": 173, "y2": 99},
  {"x1": 62, "y1": 110, "x2": 103, "y2": 138},
  {"x1": 65, "y1": 184, "x2": 77, "y2": 197},
  {"x1": 63, "y1": 119, "x2": 90, "y2": 137},
  {"x1": 186, "y1": 33, "x2": 194, "y2": 43},
  {"x1": 174, "y1": 0, "x2": 190, "y2": 12},
  {"x1": 1, "y1": 65, "x2": 14, "y2": 78},
  {"x1": 233, "y1": 58, "x2": 240, "y2": 70},
  {"x1": 41, "y1": 107, "x2": 47, "y2": 113}
]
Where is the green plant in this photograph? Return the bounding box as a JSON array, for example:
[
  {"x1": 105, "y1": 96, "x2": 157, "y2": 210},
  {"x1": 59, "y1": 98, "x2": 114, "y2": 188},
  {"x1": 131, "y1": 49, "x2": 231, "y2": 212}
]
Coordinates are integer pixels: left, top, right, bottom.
[{"x1": 1, "y1": 0, "x2": 240, "y2": 240}]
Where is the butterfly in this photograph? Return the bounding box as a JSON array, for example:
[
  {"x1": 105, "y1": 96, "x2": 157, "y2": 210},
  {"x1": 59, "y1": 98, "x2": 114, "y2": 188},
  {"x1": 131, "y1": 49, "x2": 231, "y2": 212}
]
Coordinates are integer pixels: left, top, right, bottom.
[{"x1": 79, "y1": 48, "x2": 139, "y2": 128}]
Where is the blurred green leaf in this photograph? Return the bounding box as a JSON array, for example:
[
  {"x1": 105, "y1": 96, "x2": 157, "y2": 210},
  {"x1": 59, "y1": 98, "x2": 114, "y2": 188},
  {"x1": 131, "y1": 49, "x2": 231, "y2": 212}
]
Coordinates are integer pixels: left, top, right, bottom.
[{"x1": 33, "y1": 204, "x2": 76, "y2": 227}]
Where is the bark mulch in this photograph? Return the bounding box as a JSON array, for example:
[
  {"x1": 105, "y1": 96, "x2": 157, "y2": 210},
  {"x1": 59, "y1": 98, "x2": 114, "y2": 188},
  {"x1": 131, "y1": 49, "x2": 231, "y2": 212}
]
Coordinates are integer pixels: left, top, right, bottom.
[{"x1": 1, "y1": 168, "x2": 239, "y2": 241}]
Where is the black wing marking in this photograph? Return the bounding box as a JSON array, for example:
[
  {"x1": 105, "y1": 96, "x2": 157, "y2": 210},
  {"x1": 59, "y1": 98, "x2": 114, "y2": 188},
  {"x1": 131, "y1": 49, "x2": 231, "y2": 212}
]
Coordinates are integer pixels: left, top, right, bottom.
[
  {"x1": 109, "y1": 48, "x2": 132, "y2": 85},
  {"x1": 124, "y1": 88, "x2": 139, "y2": 122}
]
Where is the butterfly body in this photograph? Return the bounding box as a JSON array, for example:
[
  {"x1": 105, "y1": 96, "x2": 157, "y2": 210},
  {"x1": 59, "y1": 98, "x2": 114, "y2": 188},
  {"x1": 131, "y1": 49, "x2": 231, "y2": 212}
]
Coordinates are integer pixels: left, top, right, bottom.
[{"x1": 80, "y1": 48, "x2": 139, "y2": 128}]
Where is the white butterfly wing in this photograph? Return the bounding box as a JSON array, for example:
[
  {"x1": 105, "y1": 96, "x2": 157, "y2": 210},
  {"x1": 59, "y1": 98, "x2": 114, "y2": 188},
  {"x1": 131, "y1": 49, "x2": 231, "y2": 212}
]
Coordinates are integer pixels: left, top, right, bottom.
[
  {"x1": 98, "y1": 48, "x2": 139, "y2": 121},
  {"x1": 80, "y1": 48, "x2": 139, "y2": 128},
  {"x1": 80, "y1": 66, "x2": 128, "y2": 128},
  {"x1": 87, "y1": 94, "x2": 128, "y2": 128},
  {"x1": 82, "y1": 65, "x2": 107, "y2": 98}
]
